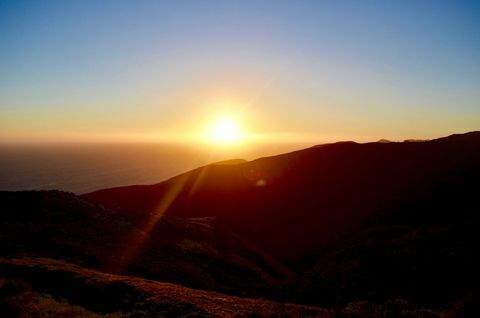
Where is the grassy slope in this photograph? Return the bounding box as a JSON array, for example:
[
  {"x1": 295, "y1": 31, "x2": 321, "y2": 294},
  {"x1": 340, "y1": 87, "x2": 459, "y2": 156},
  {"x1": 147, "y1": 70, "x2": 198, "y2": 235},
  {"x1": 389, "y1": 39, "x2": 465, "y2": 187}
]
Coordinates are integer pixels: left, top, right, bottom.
[
  {"x1": 0, "y1": 190, "x2": 291, "y2": 299},
  {"x1": 83, "y1": 132, "x2": 480, "y2": 264},
  {"x1": 0, "y1": 257, "x2": 332, "y2": 318},
  {"x1": 2, "y1": 132, "x2": 480, "y2": 316}
]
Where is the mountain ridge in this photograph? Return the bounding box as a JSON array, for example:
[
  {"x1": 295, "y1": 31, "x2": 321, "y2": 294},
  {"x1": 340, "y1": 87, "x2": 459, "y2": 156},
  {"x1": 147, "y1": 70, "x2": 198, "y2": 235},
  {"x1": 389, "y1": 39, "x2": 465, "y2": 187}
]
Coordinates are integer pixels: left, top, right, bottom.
[
  {"x1": 2, "y1": 131, "x2": 480, "y2": 316},
  {"x1": 83, "y1": 131, "x2": 480, "y2": 263}
]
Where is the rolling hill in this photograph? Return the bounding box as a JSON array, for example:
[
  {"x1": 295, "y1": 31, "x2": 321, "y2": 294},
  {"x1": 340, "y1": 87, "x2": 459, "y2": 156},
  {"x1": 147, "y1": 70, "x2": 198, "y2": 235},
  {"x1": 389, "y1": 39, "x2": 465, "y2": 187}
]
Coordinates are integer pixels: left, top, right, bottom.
[
  {"x1": 84, "y1": 132, "x2": 480, "y2": 263},
  {"x1": 2, "y1": 131, "x2": 480, "y2": 317}
]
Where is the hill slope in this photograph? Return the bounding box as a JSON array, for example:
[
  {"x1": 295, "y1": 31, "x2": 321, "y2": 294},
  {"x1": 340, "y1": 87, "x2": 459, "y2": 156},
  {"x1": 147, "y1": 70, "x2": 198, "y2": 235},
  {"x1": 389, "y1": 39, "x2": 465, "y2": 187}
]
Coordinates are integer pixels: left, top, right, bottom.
[
  {"x1": 84, "y1": 132, "x2": 480, "y2": 263},
  {"x1": 2, "y1": 132, "x2": 480, "y2": 316},
  {"x1": 0, "y1": 191, "x2": 291, "y2": 299},
  {"x1": 0, "y1": 257, "x2": 331, "y2": 317}
]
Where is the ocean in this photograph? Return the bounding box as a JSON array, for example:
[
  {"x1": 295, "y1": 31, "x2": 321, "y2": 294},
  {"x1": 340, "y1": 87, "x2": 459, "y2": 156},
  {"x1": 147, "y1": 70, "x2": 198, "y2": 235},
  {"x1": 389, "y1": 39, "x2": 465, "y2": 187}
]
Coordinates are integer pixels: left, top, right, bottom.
[{"x1": 0, "y1": 142, "x2": 311, "y2": 194}]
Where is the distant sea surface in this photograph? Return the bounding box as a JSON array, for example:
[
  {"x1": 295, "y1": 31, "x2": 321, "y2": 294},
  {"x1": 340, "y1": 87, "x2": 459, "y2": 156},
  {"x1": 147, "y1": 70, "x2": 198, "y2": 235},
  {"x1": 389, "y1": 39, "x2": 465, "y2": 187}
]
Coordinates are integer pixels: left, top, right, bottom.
[{"x1": 0, "y1": 142, "x2": 311, "y2": 194}]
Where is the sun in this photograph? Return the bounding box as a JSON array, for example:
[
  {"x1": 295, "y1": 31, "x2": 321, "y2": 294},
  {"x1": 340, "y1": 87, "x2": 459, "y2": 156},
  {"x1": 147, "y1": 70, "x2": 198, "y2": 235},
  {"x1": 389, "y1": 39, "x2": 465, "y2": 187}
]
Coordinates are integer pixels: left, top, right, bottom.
[{"x1": 209, "y1": 116, "x2": 242, "y2": 144}]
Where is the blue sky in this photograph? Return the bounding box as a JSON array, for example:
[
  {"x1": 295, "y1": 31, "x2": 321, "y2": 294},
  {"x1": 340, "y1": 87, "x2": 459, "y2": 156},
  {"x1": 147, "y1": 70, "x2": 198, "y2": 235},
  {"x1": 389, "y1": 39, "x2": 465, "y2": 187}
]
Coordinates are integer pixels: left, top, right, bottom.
[{"x1": 1, "y1": 0, "x2": 479, "y2": 142}]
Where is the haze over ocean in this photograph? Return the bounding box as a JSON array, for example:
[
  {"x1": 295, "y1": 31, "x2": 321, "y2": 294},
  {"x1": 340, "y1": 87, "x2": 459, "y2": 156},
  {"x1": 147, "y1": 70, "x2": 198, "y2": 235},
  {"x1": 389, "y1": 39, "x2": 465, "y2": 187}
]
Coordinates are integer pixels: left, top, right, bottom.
[{"x1": 0, "y1": 142, "x2": 310, "y2": 193}]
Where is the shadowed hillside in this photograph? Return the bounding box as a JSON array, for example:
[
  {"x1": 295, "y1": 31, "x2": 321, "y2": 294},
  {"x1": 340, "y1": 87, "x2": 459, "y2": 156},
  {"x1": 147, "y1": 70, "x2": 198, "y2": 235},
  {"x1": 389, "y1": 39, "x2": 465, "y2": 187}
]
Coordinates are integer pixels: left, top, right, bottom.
[
  {"x1": 0, "y1": 190, "x2": 294, "y2": 300},
  {"x1": 2, "y1": 132, "x2": 480, "y2": 316},
  {"x1": 84, "y1": 132, "x2": 480, "y2": 263},
  {"x1": 0, "y1": 258, "x2": 331, "y2": 317}
]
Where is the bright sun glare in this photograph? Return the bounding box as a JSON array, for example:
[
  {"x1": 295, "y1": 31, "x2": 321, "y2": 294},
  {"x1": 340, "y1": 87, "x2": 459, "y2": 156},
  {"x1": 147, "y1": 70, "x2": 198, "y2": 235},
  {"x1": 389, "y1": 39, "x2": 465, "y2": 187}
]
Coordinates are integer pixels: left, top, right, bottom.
[{"x1": 210, "y1": 116, "x2": 242, "y2": 144}]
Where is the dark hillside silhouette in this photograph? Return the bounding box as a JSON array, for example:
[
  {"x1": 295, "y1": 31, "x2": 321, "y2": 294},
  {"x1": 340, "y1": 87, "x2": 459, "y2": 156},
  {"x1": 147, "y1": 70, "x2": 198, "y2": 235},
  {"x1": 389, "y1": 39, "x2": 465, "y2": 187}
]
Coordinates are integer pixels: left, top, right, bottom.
[
  {"x1": 0, "y1": 191, "x2": 292, "y2": 299},
  {"x1": 84, "y1": 132, "x2": 480, "y2": 263},
  {"x1": 2, "y1": 132, "x2": 480, "y2": 316}
]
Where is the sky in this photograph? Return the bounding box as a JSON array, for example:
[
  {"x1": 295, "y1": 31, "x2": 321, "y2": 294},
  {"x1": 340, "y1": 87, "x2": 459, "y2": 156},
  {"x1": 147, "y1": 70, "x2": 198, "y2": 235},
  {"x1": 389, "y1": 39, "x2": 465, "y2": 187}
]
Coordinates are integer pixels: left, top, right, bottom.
[{"x1": 1, "y1": 0, "x2": 479, "y2": 143}]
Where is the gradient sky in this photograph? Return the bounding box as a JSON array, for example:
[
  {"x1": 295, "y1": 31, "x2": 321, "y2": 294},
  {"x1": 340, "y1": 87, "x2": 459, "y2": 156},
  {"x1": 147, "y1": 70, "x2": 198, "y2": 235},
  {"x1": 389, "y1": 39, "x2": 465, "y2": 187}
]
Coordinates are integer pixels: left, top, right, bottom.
[{"x1": 1, "y1": 0, "x2": 479, "y2": 143}]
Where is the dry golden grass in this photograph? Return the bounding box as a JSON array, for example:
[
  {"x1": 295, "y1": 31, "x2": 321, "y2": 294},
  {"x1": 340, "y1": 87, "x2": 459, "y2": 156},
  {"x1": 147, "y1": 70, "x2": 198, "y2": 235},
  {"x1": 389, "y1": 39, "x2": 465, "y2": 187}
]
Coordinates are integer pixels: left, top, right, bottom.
[{"x1": 0, "y1": 257, "x2": 333, "y2": 317}]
